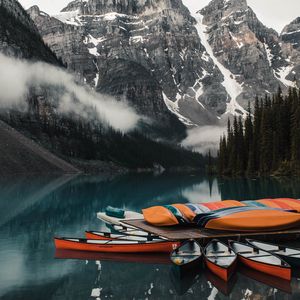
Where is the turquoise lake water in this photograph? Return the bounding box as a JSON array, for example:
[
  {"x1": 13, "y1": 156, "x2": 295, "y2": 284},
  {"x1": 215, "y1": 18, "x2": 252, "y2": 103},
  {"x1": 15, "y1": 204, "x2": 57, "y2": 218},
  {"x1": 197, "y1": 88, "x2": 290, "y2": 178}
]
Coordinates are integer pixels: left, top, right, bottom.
[{"x1": 1, "y1": 173, "x2": 300, "y2": 299}]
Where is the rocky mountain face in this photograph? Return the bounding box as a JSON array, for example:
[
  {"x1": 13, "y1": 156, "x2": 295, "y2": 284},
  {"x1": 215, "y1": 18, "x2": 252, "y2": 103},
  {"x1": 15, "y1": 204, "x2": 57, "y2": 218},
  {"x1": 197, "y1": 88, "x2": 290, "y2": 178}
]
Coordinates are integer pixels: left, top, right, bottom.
[
  {"x1": 27, "y1": 0, "x2": 300, "y2": 127},
  {"x1": 199, "y1": 0, "x2": 296, "y2": 109},
  {"x1": 281, "y1": 17, "x2": 300, "y2": 84},
  {"x1": 0, "y1": 0, "x2": 206, "y2": 172},
  {"x1": 27, "y1": 0, "x2": 229, "y2": 126}
]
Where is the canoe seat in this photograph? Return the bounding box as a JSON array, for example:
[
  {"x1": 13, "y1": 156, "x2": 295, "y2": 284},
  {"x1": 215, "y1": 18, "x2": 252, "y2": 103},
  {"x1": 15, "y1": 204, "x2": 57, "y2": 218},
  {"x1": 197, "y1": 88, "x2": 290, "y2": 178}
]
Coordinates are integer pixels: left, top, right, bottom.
[
  {"x1": 206, "y1": 254, "x2": 236, "y2": 258},
  {"x1": 246, "y1": 254, "x2": 273, "y2": 259}
]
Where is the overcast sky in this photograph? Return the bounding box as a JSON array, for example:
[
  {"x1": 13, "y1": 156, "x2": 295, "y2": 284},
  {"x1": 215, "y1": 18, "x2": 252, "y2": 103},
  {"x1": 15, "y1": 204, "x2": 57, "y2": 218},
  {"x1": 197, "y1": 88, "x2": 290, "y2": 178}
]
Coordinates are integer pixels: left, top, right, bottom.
[{"x1": 18, "y1": 0, "x2": 300, "y2": 33}]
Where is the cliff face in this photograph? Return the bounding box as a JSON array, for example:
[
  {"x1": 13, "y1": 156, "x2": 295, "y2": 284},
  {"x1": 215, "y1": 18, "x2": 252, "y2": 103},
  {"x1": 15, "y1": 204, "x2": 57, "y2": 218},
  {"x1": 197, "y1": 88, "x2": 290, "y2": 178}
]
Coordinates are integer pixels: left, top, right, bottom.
[
  {"x1": 28, "y1": 0, "x2": 300, "y2": 127},
  {"x1": 280, "y1": 17, "x2": 300, "y2": 86},
  {"x1": 199, "y1": 0, "x2": 295, "y2": 109},
  {"x1": 28, "y1": 0, "x2": 228, "y2": 126}
]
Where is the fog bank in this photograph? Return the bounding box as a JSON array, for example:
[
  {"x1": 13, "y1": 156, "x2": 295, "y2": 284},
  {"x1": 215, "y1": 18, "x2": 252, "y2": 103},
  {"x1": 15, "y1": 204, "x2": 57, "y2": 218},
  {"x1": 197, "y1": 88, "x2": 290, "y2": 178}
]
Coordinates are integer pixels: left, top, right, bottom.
[
  {"x1": 0, "y1": 53, "x2": 139, "y2": 132},
  {"x1": 182, "y1": 126, "x2": 226, "y2": 155}
]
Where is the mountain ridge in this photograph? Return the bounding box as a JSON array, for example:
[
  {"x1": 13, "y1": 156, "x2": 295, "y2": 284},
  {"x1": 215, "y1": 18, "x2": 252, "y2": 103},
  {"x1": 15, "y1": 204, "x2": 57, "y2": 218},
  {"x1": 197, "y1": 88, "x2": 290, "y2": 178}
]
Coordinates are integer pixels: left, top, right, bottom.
[{"x1": 26, "y1": 0, "x2": 300, "y2": 127}]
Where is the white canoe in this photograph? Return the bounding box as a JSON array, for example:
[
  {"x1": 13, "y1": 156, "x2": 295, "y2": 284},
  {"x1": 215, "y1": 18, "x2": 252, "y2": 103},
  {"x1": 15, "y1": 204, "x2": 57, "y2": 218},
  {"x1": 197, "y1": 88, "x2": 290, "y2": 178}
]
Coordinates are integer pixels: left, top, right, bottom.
[{"x1": 97, "y1": 211, "x2": 143, "y2": 227}]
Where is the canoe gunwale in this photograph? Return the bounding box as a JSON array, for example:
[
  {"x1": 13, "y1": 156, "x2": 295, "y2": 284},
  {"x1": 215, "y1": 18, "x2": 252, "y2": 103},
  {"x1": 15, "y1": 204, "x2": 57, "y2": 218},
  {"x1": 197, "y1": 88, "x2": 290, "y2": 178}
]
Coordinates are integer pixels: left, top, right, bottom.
[
  {"x1": 228, "y1": 240, "x2": 291, "y2": 280},
  {"x1": 85, "y1": 230, "x2": 163, "y2": 241}
]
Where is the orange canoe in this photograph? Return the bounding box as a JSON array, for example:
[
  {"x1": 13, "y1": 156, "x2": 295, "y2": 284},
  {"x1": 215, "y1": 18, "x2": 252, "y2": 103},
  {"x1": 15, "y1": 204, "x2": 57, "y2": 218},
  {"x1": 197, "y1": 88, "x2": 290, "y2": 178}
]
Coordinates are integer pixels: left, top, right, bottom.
[
  {"x1": 204, "y1": 208, "x2": 300, "y2": 232},
  {"x1": 54, "y1": 237, "x2": 180, "y2": 253},
  {"x1": 85, "y1": 231, "x2": 162, "y2": 241},
  {"x1": 200, "y1": 200, "x2": 245, "y2": 211},
  {"x1": 204, "y1": 240, "x2": 237, "y2": 281},
  {"x1": 229, "y1": 240, "x2": 291, "y2": 281},
  {"x1": 257, "y1": 198, "x2": 300, "y2": 212}
]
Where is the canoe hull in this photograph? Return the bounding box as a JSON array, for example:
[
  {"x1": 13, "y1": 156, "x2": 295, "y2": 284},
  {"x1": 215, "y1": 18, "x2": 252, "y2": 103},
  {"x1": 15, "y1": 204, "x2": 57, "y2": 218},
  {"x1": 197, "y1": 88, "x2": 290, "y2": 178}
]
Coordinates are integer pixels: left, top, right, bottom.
[
  {"x1": 205, "y1": 258, "x2": 236, "y2": 281},
  {"x1": 54, "y1": 238, "x2": 180, "y2": 253},
  {"x1": 238, "y1": 255, "x2": 291, "y2": 281},
  {"x1": 205, "y1": 210, "x2": 300, "y2": 232}
]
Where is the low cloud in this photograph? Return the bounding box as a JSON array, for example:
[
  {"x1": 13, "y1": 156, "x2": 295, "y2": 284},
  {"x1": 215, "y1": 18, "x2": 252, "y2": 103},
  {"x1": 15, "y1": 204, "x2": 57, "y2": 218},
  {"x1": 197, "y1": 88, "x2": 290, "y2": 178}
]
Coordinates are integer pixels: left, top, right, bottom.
[
  {"x1": 182, "y1": 126, "x2": 226, "y2": 155},
  {"x1": 0, "y1": 53, "x2": 139, "y2": 132}
]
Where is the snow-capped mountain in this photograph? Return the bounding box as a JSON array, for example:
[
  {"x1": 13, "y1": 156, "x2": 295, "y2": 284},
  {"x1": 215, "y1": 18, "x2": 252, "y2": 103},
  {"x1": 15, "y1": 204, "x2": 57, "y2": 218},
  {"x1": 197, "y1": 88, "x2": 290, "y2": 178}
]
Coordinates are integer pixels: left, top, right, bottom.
[
  {"x1": 199, "y1": 0, "x2": 296, "y2": 109},
  {"x1": 27, "y1": 0, "x2": 300, "y2": 127},
  {"x1": 27, "y1": 0, "x2": 228, "y2": 126}
]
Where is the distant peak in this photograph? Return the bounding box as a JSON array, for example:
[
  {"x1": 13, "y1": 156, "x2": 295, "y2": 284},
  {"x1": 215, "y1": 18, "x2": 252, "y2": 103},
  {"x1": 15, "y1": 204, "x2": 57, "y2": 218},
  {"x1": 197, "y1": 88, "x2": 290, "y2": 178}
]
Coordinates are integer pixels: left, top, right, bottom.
[
  {"x1": 27, "y1": 5, "x2": 40, "y2": 14},
  {"x1": 27, "y1": 5, "x2": 49, "y2": 18},
  {"x1": 201, "y1": 0, "x2": 248, "y2": 14},
  {"x1": 61, "y1": 0, "x2": 87, "y2": 13}
]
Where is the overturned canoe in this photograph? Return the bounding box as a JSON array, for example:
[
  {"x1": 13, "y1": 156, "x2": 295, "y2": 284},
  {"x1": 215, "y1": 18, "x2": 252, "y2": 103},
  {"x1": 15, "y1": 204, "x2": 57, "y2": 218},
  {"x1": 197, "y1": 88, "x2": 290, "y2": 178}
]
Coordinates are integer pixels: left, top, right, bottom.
[
  {"x1": 142, "y1": 201, "x2": 245, "y2": 227},
  {"x1": 245, "y1": 198, "x2": 300, "y2": 213},
  {"x1": 229, "y1": 240, "x2": 291, "y2": 280},
  {"x1": 142, "y1": 205, "x2": 191, "y2": 226},
  {"x1": 204, "y1": 239, "x2": 237, "y2": 281},
  {"x1": 198, "y1": 200, "x2": 245, "y2": 211},
  {"x1": 247, "y1": 239, "x2": 300, "y2": 267},
  {"x1": 54, "y1": 237, "x2": 180, "y2": 253},
  {"x1": 194, "y1": 206, "x2": 300, "y2": 232}
]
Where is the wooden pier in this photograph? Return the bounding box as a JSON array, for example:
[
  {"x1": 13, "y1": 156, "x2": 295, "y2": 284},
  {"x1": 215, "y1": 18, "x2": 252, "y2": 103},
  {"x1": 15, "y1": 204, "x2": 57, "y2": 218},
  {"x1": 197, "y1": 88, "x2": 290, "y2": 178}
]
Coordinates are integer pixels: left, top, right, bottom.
[{"x1": 124, "y1": 219, "x2": 300, "y2": 243}]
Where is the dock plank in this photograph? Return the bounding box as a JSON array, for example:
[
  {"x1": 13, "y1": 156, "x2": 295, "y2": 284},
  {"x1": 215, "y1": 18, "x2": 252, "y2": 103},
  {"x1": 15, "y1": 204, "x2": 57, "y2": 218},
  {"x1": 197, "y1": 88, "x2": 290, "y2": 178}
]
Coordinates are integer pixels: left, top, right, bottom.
[{"x1": 123, "y1": 219, "x2": 300, "y2": 242}]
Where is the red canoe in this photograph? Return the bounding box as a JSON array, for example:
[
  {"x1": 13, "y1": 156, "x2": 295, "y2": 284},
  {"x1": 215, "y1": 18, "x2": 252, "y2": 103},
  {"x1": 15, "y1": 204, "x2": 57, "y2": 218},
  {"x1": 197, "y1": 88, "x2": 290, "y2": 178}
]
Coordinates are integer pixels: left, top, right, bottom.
[
  {"x1": 229, "y1": 240, "x2": 291, "y2": 281},
  {"x1": 85, "y1": 230, "x2": 162, "y2": 241},
  {"x1": 204, "y1": 239, "x2": 237, "y2": 281},
  {"x1": 54, "y1": 237, "x2": 180, "y2": 253}
]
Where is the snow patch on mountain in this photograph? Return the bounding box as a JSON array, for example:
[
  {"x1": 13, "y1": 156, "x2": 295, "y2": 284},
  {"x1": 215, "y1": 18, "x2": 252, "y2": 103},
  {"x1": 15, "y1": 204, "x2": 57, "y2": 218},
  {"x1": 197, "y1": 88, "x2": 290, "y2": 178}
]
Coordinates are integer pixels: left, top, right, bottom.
[
  {"x1": 162, "y1": 93, "x2": 194, "y2": 126},
  {"x1": 83, "y1": 34, "x2": 106, "y2": 57},
  {"x1": 53, "y1": 9, "x2": 82, "y2": 26},
  {"x1": 274, "y1": 65, "x2": 296, "y2": 87},
  {"x1": 264, "y1": 43, "x2": 274, "y2": 67},
  {"x1": 195, "y1": 14, "x2": 247, "y2": 117}
]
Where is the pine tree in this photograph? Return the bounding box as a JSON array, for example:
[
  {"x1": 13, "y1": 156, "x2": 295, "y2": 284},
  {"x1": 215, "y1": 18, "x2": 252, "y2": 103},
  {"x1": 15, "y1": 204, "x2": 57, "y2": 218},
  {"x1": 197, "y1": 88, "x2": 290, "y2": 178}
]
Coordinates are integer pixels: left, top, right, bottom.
[
  {"x1": 244, "y1": 102, "x2": 254, "y2": 174},
  {"x1": 253, "y1": 97, "x2": 262, "y2": 172},
  {"x1": 218, "y1": 88, "x2": 300, "y2": 176},
  {"x1": 260, "y1": 96, "x2": 273, "y2": 174}
]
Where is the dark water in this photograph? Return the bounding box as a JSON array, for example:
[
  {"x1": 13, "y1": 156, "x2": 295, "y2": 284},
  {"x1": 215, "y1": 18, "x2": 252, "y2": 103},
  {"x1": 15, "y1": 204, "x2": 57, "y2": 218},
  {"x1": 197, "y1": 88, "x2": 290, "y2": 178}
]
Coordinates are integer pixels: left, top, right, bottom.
[{"x1": 1, "y1": 174, "x2": 300, "y2": 299}]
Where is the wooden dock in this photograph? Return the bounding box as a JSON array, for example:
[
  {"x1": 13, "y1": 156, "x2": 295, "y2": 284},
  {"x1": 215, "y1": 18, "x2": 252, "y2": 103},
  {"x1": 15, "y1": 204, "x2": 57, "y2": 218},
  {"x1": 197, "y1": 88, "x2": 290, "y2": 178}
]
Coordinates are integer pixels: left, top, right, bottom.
[{"x1": 124, "y1": 219, "x2": 300, "y2": 243}]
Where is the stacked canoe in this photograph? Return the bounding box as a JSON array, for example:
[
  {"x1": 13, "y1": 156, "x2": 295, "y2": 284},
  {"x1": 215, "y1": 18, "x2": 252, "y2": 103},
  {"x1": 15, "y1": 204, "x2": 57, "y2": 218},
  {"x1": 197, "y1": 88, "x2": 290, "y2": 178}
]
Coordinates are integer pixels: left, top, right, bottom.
[{"x1": 142, "y1": 199, "x2": 300, "y2": 232}]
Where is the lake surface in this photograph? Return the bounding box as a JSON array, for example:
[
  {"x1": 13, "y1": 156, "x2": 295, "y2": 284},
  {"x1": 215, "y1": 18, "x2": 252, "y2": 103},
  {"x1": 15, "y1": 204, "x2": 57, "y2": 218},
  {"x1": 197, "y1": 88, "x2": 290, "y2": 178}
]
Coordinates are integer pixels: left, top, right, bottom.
[{"x1": 1, "y1": 173, "x2": 300, "y2": 299}]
